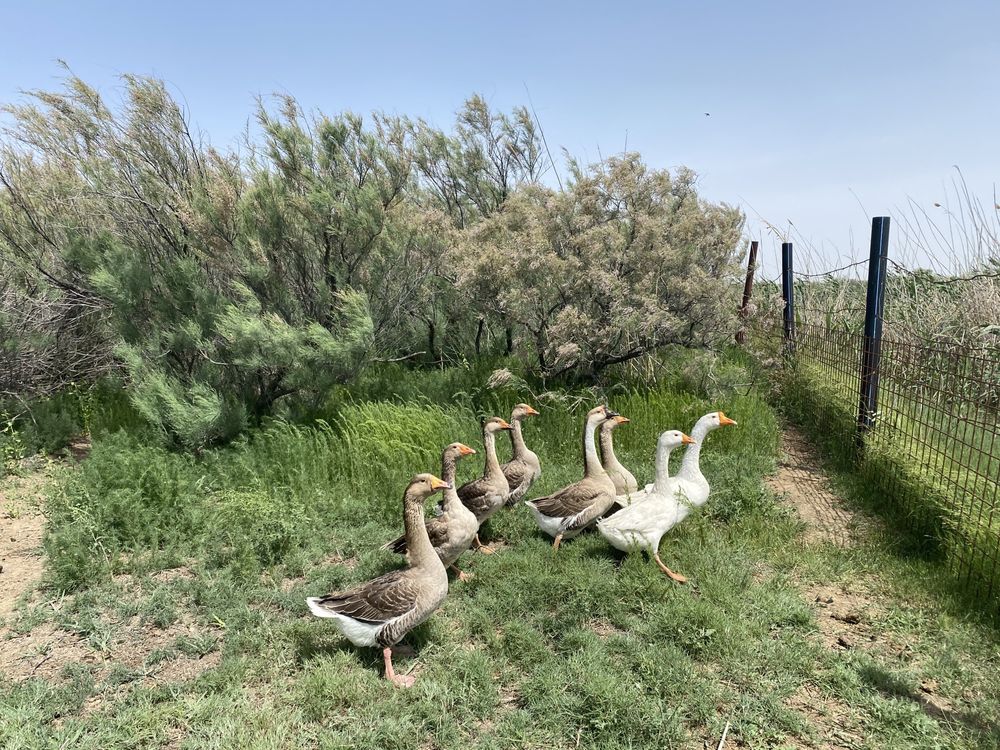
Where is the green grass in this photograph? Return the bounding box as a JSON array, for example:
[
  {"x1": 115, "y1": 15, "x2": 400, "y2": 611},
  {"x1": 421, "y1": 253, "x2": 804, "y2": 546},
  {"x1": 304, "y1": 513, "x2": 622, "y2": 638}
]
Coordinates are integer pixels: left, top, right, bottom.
[
  {"x1": 2, "y1": 357, "x2": 1000, "y2": 748},
  {"x1": 778, "y1": 356, "x2": 1000, "y2": 612}
]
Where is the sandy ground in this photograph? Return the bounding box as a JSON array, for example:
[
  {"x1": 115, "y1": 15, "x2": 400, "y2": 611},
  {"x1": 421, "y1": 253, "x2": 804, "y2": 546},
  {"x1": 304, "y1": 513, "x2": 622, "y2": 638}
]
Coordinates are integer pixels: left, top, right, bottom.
[{"x1": 0, "y1": 467, "x2": 49, "y2": 619}]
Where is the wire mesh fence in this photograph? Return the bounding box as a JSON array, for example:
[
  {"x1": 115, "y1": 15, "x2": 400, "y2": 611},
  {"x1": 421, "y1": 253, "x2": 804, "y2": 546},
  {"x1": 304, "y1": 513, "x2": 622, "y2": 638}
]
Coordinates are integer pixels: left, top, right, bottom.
[{"x1": 750, "y1": 222, "x2": 1000, "y2": 613}]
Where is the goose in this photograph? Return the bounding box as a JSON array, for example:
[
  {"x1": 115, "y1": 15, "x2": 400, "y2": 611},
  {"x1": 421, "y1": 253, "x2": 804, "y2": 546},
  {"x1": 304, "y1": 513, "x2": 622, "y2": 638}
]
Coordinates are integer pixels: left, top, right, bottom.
[
  {"x1": 457, "y1": 416, "x2": 513, "y2": 552},
  {"x1": 384, "y1": 442, "x2": 479, "y2": 580},
  {"x1": 599, "y1": 414, "x2": 639, "y2": 502},
  {"x1": 502, "y1": 403, "x2": 542, "y2": 506},
  {"x1": 306, "y1": 473, "x2": 450, "y2": 687},
  {"x1": 525, "y1": 405, "x2": 619, "y2": 549},
  {"x1": 597, "y1": 411, "x2": 736, "y2": 582},
  {"x1": 597, "y1": 430, "x2": 694, "y2": 581}
]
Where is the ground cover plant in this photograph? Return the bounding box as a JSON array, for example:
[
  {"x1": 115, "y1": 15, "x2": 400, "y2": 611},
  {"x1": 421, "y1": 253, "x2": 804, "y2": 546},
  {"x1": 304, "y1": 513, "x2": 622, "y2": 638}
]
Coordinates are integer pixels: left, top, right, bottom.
[{"x1": 3, "y1": 356, "x2": 1000, "y2": 749}]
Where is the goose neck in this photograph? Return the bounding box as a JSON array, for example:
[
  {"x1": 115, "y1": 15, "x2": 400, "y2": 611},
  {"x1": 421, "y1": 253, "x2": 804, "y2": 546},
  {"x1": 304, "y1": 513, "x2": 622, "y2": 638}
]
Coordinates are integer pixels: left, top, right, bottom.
[
  {"x1": 510, "y1": 417, "x2": 528, "y2": 457},
  {"x1": 583, "y1": 417, "x2": 604, "y2": 477},
  {"x1": 678, "y1": 420, "x2": 711, "y2": 481},
  {"x1": 653, "y1": 441, "x2": 676, "y2": 491},
  {"x1": 440, "y1": 453, "x2": 461, "y2": 512},
  {"x1": 484, "y1": 430, "x2": 503, "y2": 478},
  {"x1": 403, "y1": 490, "x2": 437, "y2": 568},
  {"x1": 599, "y1": 425, "x2": 620, "y2": 469}
]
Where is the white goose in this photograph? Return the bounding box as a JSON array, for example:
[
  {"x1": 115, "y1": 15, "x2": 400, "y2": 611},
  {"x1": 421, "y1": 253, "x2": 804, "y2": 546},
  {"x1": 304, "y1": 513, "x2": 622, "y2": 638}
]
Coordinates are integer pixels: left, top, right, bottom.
[{"x1": 597, "y1": 411, "x2": 736, "y2": 582}]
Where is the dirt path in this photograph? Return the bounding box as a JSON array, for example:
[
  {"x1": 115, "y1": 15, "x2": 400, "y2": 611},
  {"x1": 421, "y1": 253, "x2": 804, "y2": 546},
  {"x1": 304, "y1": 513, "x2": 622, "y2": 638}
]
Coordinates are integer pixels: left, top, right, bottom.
[
  {"x1": 767, "y1": 425, "x2": 865, "y2": 547},
  {"x1": 767, "y1": 427, "x2": 875, "y2": 748},
  {"x1": 766, "y1": 425, "x2": 877, "y2": 656},
  {"x1": 0, "y1": 468, "x2": 49, "y2": 619},
  {"x1": 765, "y1": 426, "x2": 962, "y2": 748}
]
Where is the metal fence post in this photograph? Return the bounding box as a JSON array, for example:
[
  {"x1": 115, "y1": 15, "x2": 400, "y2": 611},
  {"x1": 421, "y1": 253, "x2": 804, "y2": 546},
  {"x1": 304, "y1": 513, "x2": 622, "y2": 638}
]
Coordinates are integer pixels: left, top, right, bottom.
[
  {"x1": 735, "y1": 240, "x2": 759, "y2": 345},
  {"x1": 781, "y1": 242, "x2": 795, "y2": 355},
  {"x1": 857, "y1": 216, "x2": 891, "y2": 447}
]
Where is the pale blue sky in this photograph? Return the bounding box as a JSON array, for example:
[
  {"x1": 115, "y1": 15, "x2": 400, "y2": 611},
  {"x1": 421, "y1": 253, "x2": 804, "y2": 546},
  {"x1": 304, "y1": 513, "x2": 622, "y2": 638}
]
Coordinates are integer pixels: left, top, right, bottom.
[{"x1": 2, "y1": 0, "x2": 997, "y2": 276}]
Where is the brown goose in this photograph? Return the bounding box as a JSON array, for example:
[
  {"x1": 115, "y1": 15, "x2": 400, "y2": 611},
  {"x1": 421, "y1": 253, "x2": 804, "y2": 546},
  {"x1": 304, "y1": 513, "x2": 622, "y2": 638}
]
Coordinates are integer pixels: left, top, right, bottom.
[
  {"x1": 306, "y1": 473, "x2": 450, "y2": 688},
  {"x1": 384, "y1": 442, "x2": 479, "y2": 580},
  {"x1": 525, "y1": 405, "x2": 619, "y2": 549},
  {"x1": 501, "y1": 403, "x2": 542, "y2": 506},
  {"x1": 457, "y1": 416, "x2": 513, "y2": 552},
  {"x1": 600, "y1": 415, "x2": 639, "y2": 500}
]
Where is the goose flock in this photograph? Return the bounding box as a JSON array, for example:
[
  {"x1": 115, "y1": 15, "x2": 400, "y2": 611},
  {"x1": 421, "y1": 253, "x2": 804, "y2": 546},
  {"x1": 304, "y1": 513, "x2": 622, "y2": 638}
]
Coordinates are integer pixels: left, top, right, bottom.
[{"x1": 306, "y1": 403, "x2": 737, "y2": 686}]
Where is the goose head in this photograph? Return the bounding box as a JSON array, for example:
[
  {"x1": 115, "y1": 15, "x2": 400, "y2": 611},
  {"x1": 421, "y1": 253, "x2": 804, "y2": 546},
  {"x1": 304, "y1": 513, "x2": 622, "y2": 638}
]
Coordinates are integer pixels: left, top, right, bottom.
[
  {"x1": 587, "y1": 404, "x2": 619, "y2": 425},
  {"x1": 658, "y1": 429, "x2": 696, "y2": 448},
  {"x1": 691, "y1": 410, "x2": 737, "y2": 438},
  {"x1": 483, "y1": 416, "x2": 513, "y2": 435},
  {"x1": 707, "y1": 411, "x2": 737, "y2": 429},
  {"x1": 602, "y1": 414, "x2": 631, "y2": 432},
  {"x1": 511, "y1": 403, "x2": 540, "y2": 420},
  {"x1": 408, "y1": 473, "x2": 452, "y2": 499},
  {"x1": 444, "y1": 442, "x2": 477, "y2": 461}
]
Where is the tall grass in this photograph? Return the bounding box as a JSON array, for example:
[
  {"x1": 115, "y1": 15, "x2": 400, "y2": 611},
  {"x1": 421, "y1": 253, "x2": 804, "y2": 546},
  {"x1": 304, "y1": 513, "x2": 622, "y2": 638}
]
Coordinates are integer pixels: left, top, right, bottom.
[
  {"x1": 40, "y1": 352, "x2": 776, "y2": 593},
  {"x1": 0, "y1": 381, "x2": 145, "y2": 474}
]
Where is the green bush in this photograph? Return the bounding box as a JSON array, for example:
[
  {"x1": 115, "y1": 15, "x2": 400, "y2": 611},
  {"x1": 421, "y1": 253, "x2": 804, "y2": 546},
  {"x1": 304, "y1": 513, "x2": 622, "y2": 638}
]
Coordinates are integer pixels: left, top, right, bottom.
[
  {"x1": 44, "y1": 432, "x2": 201, "y2": 589},
  {"x1": 205, "y1": 488, "x2": 309, "y2": 573}
]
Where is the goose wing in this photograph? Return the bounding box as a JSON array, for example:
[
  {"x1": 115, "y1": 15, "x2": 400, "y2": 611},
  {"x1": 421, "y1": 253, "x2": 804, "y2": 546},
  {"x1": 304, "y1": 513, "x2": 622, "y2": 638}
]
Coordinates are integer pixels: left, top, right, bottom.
[
  {"x1": 311, "y1": 569, "x2": 418, "y2": 624},
  {"x1": 501, "y1": 459, "x2": 529, "y2": 491},
  {"x1": 599, "y1": 499, "x2": 658, "y2": 532},
  {"x1": 457, "y1": 475, "x2": 502, "y2": 518},
  {"x1": 501, "y1": 459, "x2": 532, "y2": 505},
  {"x1": 530, "y1": 479, "x2": 606, "y2": 520}
]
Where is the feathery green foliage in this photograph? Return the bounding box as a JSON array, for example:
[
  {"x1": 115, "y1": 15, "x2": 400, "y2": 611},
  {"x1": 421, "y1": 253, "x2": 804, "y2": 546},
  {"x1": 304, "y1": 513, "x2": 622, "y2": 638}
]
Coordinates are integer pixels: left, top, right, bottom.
[{"x1": 1, "y1": 72, "x2": 745, "y2": 448}]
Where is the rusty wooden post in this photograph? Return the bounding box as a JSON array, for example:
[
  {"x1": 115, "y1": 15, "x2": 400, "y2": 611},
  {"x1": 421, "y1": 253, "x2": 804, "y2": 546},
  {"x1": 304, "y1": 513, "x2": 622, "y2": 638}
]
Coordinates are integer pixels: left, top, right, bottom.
[{"x1": 735, "y1": 240, "x2": 759, "y2": 345}]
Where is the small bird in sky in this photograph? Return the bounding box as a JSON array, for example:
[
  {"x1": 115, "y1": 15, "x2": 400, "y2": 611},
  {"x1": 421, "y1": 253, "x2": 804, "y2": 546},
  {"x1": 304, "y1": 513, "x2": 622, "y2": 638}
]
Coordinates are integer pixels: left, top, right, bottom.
[{"x1": 704, "y1": 112, "x2": 711, "y2": 116}]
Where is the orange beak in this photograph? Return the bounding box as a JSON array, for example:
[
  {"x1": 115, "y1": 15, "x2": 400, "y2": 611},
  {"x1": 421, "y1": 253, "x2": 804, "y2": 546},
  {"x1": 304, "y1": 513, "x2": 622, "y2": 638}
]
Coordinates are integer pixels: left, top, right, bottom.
[
  {"x1": 718, "y1": 412, "x2": 737, "y2": 426},
  {"x1": 681, "y1": 433, "x2": 696, "y2": 445},
  {"x1": 429, "y1": 475, "x2": 451, "y2": 491},
  {"x1": 614, "y1": 415, "x2": 630, "y2": 425},
  {"x1": 525, "y1": 405, "x2": 540, "y2": 416},
  {"x1": 497, "y1": 419, "x2": 513, "y2": 430},
  {"x1": 458, "y1": 444, "x2": 477, "y2": 456}
]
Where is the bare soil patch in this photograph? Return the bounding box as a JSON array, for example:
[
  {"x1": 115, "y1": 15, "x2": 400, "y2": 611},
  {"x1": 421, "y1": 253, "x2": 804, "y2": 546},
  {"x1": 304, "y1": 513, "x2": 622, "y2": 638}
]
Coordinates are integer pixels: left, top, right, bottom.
[
  {"x1": 806, "y1": 584, "x2": 880, "y2": 653},
  {"x1": 587, "y1": 618, "x2": 623, "y2": 639},
  {"x1": 2, "y1": 610, "x2": 222, "y2": 684},
  {"x1": 3, "y1": 609, "x2": 222, "y2": 723},
  {"x1": 785, "y1": 682, "x2": 865, "y2": 749},
  {"x1": 1, "y1": 457, "x2": 220, "y2": 706},
  {"x1": 768, "y1": 429, "x2": 889, "y2": 747},
  {"x1": 0, "y1": 471, "x2": 50, "y2": 619},
  {"x1": 767, "y1": 426, "x2": 866, "y2": 547}
]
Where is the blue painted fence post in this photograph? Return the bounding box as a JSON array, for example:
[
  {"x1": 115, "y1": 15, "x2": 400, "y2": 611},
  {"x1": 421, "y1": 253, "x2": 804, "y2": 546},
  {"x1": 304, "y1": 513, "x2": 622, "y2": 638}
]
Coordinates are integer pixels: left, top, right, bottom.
[
  {"x1": 781, "y1": 242, "x2": 795, "y2": 355},
  {"x1": 857, "y1": 217, "x2": 891, "y2": 448}
]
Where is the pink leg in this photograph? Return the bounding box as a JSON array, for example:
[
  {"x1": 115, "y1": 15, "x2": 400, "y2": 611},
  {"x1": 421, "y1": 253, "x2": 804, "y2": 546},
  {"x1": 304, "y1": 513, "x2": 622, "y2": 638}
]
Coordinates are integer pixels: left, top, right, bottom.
[{"x1": 383, "y1": 646, "x2": 415, "y2": 687}]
